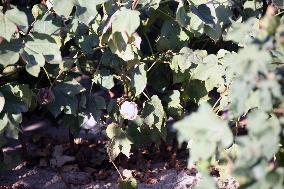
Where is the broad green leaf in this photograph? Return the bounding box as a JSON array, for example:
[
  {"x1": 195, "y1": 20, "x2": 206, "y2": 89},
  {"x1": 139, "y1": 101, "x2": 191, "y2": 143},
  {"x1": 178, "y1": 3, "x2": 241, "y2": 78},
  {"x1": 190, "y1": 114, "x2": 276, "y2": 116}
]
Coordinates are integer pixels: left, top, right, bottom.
[
  {"x1": 0, "y1": 92, "x2": 5, "y2": 113},
  {"x1": 24, "y1": 33, "x2": 62, "y2": 63},
  {"x1": 78, "y1": 33, "x2": 99, "y2": 54},
  {"x1": 112, "y1": 8, "x2": 140, "y2": 35},
  {"x1": 0, "y1": 84, "x2": 32, "y2": 114},
  {"x1": 191, "y1": 4, "x2": 215, "y2": 29},
  {"x1": 86, "y1": 95, "x2": 106, "y2": 121},
  {"x1": 53, "y1": 0, "x2": 75, "y2": 18},
  {"x1": 33, "y1": 13, "x2": 61, "y2": 35},
  {"x1": 106, "y1": 123, "x2": 122, "y2": 139},
  {"x1": 21, "y1": 33, "x2": 62, "y2": 76},
  {"x1": 0, "y1": 39, "x2": 22, "y2": 67},
  {"x1": 141, "y1": 95, "x2": 165, "y2": 132},
  {"x1": 191, "y1": 54, "x2": 225, "y2": 91},
  {"x1": 157, "y1": 20, "x2": 189, "y2": 52},
  {"x1": 0, "y1": 113, "x2": 8, "y2": 132},
  {"x1": 21, "y1": 47, "x2": 45, "y2": 77},
  {"x1": 173, "y1": 103, "x2": 233, "y2": 162},
  {"x1": 183, "y1": 80, "x2": 209, "y2": 104},
  {"x1": 93, "y1": 69, "x2": 114, "y2": 90},
  {"x1": 138, "y1": 0, "x2": 161, "y2": 9},
  {"x1": 75, "y1": 0, "x2": 106, "y2": 25},
  {"x1": 0, "y1": 8, "x2": 28, "y2": 41},
  {"x1": 108, "y1": 132, "x2": 133, "y2": 159},
  {"x1": 171, "y1": 47, "x2": 206, "y2": 73},
  {"x1": 163, "y1": 90, "x2": 183, "y2": 119},
  {"x1": 176, "y1": 0, "x2": 190, "y2": 27},
  {"x1": 194, "y1": 173, "x2": 217, "y2": 189},
  {"x1": 148, "y1": 63, "x2": 171, "y2": 93},
  {"x1": 47, "y1": 79, "x2": 85, "y2": 117},
  {"x1": 130, "y1": 63, "x2": 147, "y2": 96}
]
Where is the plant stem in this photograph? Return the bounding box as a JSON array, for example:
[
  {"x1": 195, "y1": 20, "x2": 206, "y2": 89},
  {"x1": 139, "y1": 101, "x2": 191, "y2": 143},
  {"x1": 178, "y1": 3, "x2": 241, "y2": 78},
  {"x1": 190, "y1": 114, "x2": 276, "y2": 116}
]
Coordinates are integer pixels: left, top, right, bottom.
[
  {"x1": 43, "y1": 67, "x2": 53, "y2": 87},
  {"x1": 111, "y1": 160, "x2": 124, "y2": 180},
  {"x1": 144, "y1": 32, "x2": 154, "y2": 55},
  {"x1": 275, "y1": 10, "x2": 284, "y2": 17}
]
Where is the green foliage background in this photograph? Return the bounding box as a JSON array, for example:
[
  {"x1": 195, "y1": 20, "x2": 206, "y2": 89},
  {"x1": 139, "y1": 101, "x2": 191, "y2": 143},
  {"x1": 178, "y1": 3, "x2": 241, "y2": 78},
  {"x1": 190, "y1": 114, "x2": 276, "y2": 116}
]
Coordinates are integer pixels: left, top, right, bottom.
[{"x1": 0, "y1": 0, "x2": 284, "y2": 188}]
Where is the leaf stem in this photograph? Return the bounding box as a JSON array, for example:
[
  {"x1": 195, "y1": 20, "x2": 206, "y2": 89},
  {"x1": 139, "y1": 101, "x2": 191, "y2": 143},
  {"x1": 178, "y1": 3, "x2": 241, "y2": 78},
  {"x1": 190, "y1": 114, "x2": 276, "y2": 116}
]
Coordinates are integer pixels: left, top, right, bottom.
[
  {"x1": 275, "y1": 10, "x2": 284, "y2": 17},
  {"x1": 111, "y1": 160, "x2": 124, "y2": 180},
  {"x1": 212, "y1": 96, "x2": 222, "y2": 112},
  {"x1": 43, "y1": 67, "x2": 53, "y2": 87},
  {"x1": 147, "y1": 60, "x2": 158, "y2": 72},
  {"x1": 156, "y1": 8, "x2": 176, "y2": 20},
  {"x1": 144, "y1": 32, "x2": 154, "y2": 55}
]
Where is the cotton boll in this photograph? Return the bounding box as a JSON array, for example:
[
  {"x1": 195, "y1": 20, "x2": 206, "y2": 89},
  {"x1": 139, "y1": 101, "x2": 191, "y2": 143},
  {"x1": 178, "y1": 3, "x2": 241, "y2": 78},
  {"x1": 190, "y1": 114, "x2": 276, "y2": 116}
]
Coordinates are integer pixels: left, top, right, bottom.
[{"x1": 120, "y1": 101, "x2": 138, "y2": 120}]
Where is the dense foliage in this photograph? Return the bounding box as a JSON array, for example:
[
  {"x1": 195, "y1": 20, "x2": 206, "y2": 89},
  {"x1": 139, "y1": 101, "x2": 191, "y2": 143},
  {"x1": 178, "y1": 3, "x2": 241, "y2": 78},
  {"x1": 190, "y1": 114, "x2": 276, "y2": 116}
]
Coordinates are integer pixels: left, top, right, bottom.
[{"x1": 1, "y1": 0, "x2": 284, "y2": 188}]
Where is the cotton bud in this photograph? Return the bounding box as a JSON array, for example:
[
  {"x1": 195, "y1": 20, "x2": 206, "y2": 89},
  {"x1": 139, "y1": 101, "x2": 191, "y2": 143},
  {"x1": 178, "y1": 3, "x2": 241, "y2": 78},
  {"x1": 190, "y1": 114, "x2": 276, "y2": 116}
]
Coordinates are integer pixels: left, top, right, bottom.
[
  {"x1": 120, "y1": 101, "x2": 138, "y2": 120},
  {"x1": 37, "y1": 87, "x2": 55, "y2": 106}
]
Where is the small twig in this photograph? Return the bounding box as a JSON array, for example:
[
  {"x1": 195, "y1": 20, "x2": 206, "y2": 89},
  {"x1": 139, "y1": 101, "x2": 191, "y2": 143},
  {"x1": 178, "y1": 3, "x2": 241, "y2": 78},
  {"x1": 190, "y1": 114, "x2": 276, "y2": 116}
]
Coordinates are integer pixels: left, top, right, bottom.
[
  {"x1": 275, "y1": 10, "x2": 284, "y2": 17},
  {"x1": 156, "y1": 8, "x2": 176, "y2": 20},
  {"x1": 212, "y1": 96, "x2": 222, "y2": 112},
  {"x1": 147, "y1": 60, "x2": 158, "y2": 72},
  {"x1": 132, "y1": 0, "x2": 140, "y2": 10},
  {"x1": 43, "y1": 67, "x2": 53, "y2": 87},
  {"x1": 51, "y1": 70, "x2": 64, "y2": 87},
  {"x1": 144, "y1": 32, "x2": 154, "y2": 55},
  {"x1": 93, "y1": 45, "x2": 107, "y2": 52},
  {"x1": 111, "y1": 160, "x2": 124, "y2": 180},
  {"x1": 143, "y1": 91, "x2": 150, "y2": 100}
]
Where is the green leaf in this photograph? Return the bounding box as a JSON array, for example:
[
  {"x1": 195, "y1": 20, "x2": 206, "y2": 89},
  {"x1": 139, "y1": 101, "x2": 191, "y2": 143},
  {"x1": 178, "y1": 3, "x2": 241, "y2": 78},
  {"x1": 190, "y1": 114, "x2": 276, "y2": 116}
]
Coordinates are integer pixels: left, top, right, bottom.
[
  {"x1": 191, "y1": 4, "x2": 215, "y2": 29},
  {"x1": 86, "y1": 95, "x2": 106, "y2": 121},
  {"x1": 194, "y1": 172, "x2": 217, "y2": 189},
  {"x1": 141, "y1": 95, "x2": 165, "y2": 133},
  {"x1": 53, "y1": 0, "x2": 75, "y2": 18},
  {"x1": 112, "y1": 8, "x2": 140, "y2": 35},
  {"x1": 21, "y1": 33, "x2": 62, "y2": 76},
  {"x1": 176, "y1": 0, "x2": 190, "y2": 27},
  {"x1": 48, "y1": 79, "x2": 85, "y2": 117},
  {"x1": 75, "y1": 0, "x2": 104, "y2": 25},
  {"x1": 33, "y1": 13, "x2": 61, "y2": 35},
  {"x1": 183, "y1": 80, "x2": 209, "y2": 104},
  {"x1": 191, "y1": 54, "x2": 225, "y2": 91},
  {"x1": 0, "y1": 92, "x2": 5, "y2": 113},
  {"x1": 93, "y1": 69, "x2": 114, "y2": 90},
  {"x1": 171, "y1": 47, "x2": 205, "y2": 73},
  {"x1": 78, "y1": 33, "x2": 99, "y2": 54},
  {"x1": 157, "y1": 20, "x2": 189, "y2": 52},
  {"x1": 21, "y1": 47, "x2": 45, "y2": 77},
  {"x1": 0, "y1": 39, "x2": 22, "y2": 67},
  {"x1": 138, "y1": 0, "x2": 161, "y2": 9},
  {"x1": 163, "y1": 90, "x2": 183, "y2": 119},
  {"x1": 0, "y1": 84, "x2": 32, "y2": 114},
  {"x1": 106, "y1": 123, "x2": 122, "y2": 139},
  {"x1": 0, "y1": 113, "x2": 8, "y2": 132},
  {"x1": 108, "y1": 132, "x2": 133, "y2": 159},
  {"x1": 130, "y1": 63, "x2": 147, "y2": 96},
  {"x1": 173, "y1": 103, "x2": 233, "y2": 162},
  {"x1": 0, "y1": 8, "x2": 28, "y2": 41}
]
